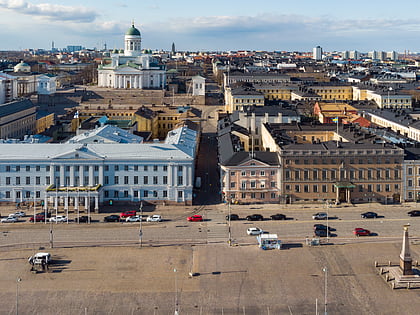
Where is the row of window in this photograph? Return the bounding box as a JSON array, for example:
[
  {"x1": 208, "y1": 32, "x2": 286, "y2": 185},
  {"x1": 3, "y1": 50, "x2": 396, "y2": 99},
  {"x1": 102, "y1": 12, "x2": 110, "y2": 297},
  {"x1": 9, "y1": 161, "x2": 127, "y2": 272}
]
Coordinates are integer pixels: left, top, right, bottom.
[
  {"x1": 0, "y1": 175, "x2": 183, "y2": 186},
  {"x1": 229, "y1": 192, "x2": 277, "y2": 200},
  {"x1": 230, "y1": 170, "x2": 276, "y2": 177},
  {"x1": 1, "y1": 164, "x2": 176, "y2": 173},
  {"x1": 285, "y1": 184, "x2": 399, "y2": 193},
  {"x1": 229, "y1": 181, "x2": 276, "y2": 189},
  {"x1": 284, "y1": 169, "x2": 399, "y2": 180},
  {"x1": 285, "y1": 158, "x2": 399, "y2": 165}
]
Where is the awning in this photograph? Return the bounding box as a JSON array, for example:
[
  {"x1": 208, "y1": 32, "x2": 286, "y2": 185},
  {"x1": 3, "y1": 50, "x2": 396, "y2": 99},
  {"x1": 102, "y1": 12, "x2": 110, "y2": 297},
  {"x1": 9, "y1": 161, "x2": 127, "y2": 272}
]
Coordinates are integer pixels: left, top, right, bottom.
[{"x1": 334, "y1": 181, "x2": 355, "y2": 188}]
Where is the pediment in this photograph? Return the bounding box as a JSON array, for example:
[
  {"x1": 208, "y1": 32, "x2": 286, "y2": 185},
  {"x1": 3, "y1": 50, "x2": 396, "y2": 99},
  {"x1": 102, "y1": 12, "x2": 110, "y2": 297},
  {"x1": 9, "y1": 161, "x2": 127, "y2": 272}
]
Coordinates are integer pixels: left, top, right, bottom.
[
  {"x1": 51, "y1": 147, "x2": 104, "y2": 160},
  {"x1": 238, "y1": 158, "x2": 271, "y2": 167}
]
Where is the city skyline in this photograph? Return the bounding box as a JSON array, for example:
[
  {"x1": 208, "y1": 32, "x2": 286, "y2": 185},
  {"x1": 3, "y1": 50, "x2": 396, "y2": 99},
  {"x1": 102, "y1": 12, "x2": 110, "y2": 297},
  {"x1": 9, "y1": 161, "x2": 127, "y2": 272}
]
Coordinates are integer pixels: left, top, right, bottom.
[{"x1": 1, "y1": 0, "x2": 420, "y2": 53}]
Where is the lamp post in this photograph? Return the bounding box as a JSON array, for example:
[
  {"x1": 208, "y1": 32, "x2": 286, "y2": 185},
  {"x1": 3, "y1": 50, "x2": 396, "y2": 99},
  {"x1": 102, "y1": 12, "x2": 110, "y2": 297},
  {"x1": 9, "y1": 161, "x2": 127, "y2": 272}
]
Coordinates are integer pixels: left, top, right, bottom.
[
  {"x1": 322, "y1": 267, "x2": 328, "y2": 315},
  {"x1": 228, "y1": 200, "x2": 232, "y2": 246},
  {"x1": 16, "y1": 277, "x2": 21, "y2": 315},
  {"x1": 139, "y1": 201, "x2": 143, "y2": 248},
  {"x1": 174, "y1": 268, "x2": 179, "y2": 315}
]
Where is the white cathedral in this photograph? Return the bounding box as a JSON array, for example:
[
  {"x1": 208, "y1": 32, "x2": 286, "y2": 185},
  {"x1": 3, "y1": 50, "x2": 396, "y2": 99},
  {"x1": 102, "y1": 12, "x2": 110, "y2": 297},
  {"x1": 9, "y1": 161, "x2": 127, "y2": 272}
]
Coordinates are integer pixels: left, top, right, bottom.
[{"x1": 97, "y1": 23, "x2": 166, "y2": 89}]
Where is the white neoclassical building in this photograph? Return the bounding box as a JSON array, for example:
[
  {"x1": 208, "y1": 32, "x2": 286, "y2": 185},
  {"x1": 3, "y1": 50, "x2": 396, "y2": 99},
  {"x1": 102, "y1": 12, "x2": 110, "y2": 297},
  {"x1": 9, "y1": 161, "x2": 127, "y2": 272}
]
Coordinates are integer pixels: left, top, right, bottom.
[
  {"x1": 97, "y1": 23, "x2": 166, "y2": 89},
  {"x1": 0, "y1": 125, "x2": 198, "y2": 210}
]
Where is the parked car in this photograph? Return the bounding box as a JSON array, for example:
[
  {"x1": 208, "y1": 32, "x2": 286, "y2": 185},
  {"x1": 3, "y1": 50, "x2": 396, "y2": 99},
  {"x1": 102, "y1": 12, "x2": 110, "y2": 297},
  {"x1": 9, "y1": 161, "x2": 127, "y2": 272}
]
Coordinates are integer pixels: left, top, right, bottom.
[
  {"x1": 246, "y1": 214, "x2": 264, "y2": 221},
  {"x1": 246, "y1": 227, "x2": 265, "y2": 235},
  {"x1": 75, "y1": 216, "x2": 90, "y2": 223},
  {"x1": 313, "y1": 224, "x2": 333, "y2": 232},
  {"x1": 125, "y1": 215, "x2": 144, "y2": 222},
  {"x1": 36, "y1": 212, "x2": 51, "y2": 218},
  {"x1": 270, "y1": 213, "x2": 286, "y2": 220},
  {"x1": 314, "y1": 229, "x2": 331, "y2": 237},
  {"x1": 50, "y1": 215, "x2": 68, "y2": 223},
  {"x1": 353, "y1": 228, "x2": 371, "y2": 236},
  {"x1": 187, "y1": 214, "x2": 203, "y2": 222},
  {"x1": 146, "y1": 215, "x2": 162, "y2": 222},
  {"x1": 1, "y1": 216, "x2": 18, "y2": 223},
  {"x1": 104, "y1": 215, "x2": 120, "y2": 222},
  {"x1": 29, "y1": 215, "x2": 45, "y2": 222},
  {"x1": 120, "y1": 210, "x2": 137, "y2": 219},
  {"x1": 11, "y1": 211, "x2": 26, "y2": 217},
  {"x1": 361, "y1": 212, "x2": 378, "y2": 219},
  {"x1": 226, "y1": 214, "x2": 240, "y2": 221},
  {"x1": 408, "y1": 210, "x2": 420, "y2": 217},
  {"x1": 312, "y1": 212, "x2": 328, "y2": 220}
]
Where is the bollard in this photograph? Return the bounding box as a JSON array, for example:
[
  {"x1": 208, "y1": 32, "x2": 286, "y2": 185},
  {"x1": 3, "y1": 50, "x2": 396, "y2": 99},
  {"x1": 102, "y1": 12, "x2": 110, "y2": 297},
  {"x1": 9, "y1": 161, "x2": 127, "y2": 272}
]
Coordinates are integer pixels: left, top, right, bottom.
[
  {"x1": 407, "y1": 282, "x2": 411, "y2": 290},
  {"x1": 385, "y1": 275, "x2": 389, "y2": 281},
  {"x1": 388, "y1": 261, "x2": 392, "y2": 266},
  {"x1": 375, "y1": 261, "x2": 378, "y2": 267},
  {"x1": 380, "y1": 268, "x2": 383, "y2": 275},
  {"x1": 391, "y1": 282, "x2": 395, "y2": 290}
]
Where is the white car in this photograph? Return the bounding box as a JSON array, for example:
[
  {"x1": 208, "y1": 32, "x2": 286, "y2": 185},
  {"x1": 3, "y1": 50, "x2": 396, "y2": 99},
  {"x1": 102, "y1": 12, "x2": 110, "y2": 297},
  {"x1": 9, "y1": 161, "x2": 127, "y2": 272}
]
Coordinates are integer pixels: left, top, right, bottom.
[
  {"x1": 312, "y1": 212, "x2": 328, "y2": 220},
  {"x1": 146, "y1": 215, "x2": 162, "y2": 222},
  {"x1": 247, "y1": 227, "x2": 265, "y2": 236},
  {"x1": 50, "y1": 215, "x2": 68, "y2": 223},
  {"x1": 1, "y1": 216, "x2": 18, "y2": 223},
  {"x1": 125, "y1": 215, "x2": 144, "y2": 222},
  {"x1": 11, "y1": 211, "x2": 26, "y2": 217}
]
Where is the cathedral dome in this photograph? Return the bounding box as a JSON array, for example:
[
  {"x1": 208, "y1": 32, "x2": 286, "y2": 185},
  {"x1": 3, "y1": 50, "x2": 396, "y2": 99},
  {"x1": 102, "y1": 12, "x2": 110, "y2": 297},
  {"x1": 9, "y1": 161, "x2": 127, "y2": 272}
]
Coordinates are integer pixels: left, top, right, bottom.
[{"x1": 126, "y1": 24, "x2": 141, "y2": 36}]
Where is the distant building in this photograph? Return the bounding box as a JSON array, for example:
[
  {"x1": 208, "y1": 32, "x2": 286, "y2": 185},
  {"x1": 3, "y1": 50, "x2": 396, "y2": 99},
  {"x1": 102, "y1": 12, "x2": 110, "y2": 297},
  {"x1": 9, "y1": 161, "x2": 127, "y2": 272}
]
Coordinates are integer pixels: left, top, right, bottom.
[
  {"x1": 313, "y1": 46, "x2": 323, "y2": 61},
  {"x1": 0, "y1": 73, "x2": 18, "y2": 104},
  {"x1": 0, "y1": 99, "x2": 36, "y2": 139},
  {"x1": 191, "y1": 75, "x2": 205, "y2": 96},
  {"x1": 97, "y1": 23, "x2": 166, "y2": 89}
]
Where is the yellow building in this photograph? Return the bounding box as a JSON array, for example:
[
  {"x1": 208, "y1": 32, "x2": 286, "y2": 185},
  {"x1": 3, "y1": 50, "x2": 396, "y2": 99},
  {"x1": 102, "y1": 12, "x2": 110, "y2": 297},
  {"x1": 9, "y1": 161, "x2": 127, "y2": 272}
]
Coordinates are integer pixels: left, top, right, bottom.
[
  {"x1": 307, "y1": 84, "x2": 353, "y2": 101},
  {"x1": 36, "y1": 112, "x2": 55, "y2": 134},
  {"x1": 254, "y1": 84, "x2": 297, "y2": 101}
]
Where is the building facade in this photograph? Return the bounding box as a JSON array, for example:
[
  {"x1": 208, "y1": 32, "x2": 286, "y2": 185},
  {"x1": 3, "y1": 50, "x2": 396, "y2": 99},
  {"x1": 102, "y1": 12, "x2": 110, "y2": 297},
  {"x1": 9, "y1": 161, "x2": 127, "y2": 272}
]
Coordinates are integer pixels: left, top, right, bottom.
[{"x1": 0, "y1": 99, "x2": 36, "y2": 139}]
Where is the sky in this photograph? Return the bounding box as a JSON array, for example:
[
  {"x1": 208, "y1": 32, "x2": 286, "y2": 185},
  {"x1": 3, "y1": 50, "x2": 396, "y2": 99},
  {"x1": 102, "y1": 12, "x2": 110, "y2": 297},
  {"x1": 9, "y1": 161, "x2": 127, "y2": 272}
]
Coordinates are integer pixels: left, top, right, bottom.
[{"x1": 1, "y1": 0, "x2": 420, "y2": 53}]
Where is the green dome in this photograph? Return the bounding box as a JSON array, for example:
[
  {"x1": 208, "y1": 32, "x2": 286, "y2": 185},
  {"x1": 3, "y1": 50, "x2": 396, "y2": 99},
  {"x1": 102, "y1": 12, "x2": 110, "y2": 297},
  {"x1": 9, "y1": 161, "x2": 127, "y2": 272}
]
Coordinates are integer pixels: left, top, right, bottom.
[{"x1": 126, "y1": 24, "x2": 141, "y2": 36}]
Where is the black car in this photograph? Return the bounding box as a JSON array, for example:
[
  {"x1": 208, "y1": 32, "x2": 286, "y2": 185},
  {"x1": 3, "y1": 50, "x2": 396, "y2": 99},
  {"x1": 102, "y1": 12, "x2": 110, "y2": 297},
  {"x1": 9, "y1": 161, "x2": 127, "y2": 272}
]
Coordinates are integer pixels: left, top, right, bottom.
[
  {"x1": 408, "y1": 210, "x2": 420, "y2": 217},
  {"x1": 226, "y1": 214, "x2": 240, "y2": 220},
  {"x1": 313, "y1": 224, "x2": 333, "y2": 232},
  {"x1": 314, "y1": 229, "x2": 331, "y2": 237},
  {"x1": 246, "y1": 214, "x2": 264, "y2": 221},
  {"x1": 75, "y1": 216, "x2": 90, "y2": 223},
  {"x1": 104, "y1": 215, "x2": 120, "y2": 222},
  {"x1": 36, "y1": 212, "x2": 51, "y2": 218},
  {"x1": 270, "y1": 213, "x2": 286, "y2": 220},
  {"x1": 361, "y1": 211, "x2": 378, "y2": 219}
]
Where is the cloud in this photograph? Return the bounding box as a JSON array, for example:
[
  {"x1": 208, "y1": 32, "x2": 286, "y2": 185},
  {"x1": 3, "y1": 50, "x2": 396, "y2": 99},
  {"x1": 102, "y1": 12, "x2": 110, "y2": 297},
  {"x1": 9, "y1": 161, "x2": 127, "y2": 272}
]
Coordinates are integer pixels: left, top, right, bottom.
[{"x1": 0, "y1": 0, "x2": 98, "y2": 23}]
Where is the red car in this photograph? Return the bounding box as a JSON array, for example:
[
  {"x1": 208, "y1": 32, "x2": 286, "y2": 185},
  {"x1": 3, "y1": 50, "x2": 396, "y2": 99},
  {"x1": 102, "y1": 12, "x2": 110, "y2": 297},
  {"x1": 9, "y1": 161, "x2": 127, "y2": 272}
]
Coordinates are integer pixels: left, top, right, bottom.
[
  {"x1": 120, "y1": 210, "x2": 137, "y2": 219},
  {"x1": 29, "y1": 215, "x2": 45, "y2": 222},
  {"x1": 187, "y1": 214, "x2": 203, "y2": 222},
  {"x1": 353, "y1": 228, "x2": 371, "y2": 236}
]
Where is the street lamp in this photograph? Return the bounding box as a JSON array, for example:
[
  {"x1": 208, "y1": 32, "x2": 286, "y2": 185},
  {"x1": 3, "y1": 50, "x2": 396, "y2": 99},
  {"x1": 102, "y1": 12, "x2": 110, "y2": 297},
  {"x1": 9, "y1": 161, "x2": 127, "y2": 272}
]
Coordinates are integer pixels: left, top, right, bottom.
[
  {"x1": 139, "y1": 201, "x2": 143, "y2": 248},
  {"x1": 228, "y1": 200, "x2": 232, "y2": 246},
  {"x1": 174, "y1": 268, "x2": 179, "y2": 315},
  {"x1": 16, "y1": 277, "x2": 21, "y2": 315},
  {"x1": 322, "y1": 267, "x2": 328, "y2": 315}
]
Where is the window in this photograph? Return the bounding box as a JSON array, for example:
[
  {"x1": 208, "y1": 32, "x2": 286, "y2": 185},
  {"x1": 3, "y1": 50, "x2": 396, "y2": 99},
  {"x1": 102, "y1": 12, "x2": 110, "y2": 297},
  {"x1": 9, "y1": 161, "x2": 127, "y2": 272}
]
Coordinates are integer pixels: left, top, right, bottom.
[
  {"x1": 26, "y1": 166, "x2": 30, "y2": 172},
  {"x1": 385, "y1": 169, "x2": 390, "y2": 179},
  {"x1": 230, "y1": 171, "x2": 236, "y2": 176},
  {"x1": 163, "y1": 176, "x2": 168, "y2": 184},
  {"x1": 114, "y1": 165, "x2": 119, "y2": 171},
  {"x1": 144, "y1": 176, "x2": 148, "y2": 185},
  {"x1": 331, "y1": 170, "x2": 336, "y2": 180},
  {"x1": 104, "y1": 191, "x2": 109, "y2": 198},
  {"x1": 134, "y1": 165, "x2": 138, "y2": 171},
  {"x1": 322, "y1": 185, "x2": 327, "y2": 193},
  {"x1": 177, "y1": 176, "x2": 183, "y2": 185},
  {"x1": 178, "y1": 191, "x2": 183, "y2": 198},
  {"x1": 16, "y1": 166, "x2": 20, "y2": 172},
  {"x1": 25, "y1": 191, "x2": 30, "y2": 198},
  {"x1": 260, "y1": 192, "x2": 265, "y2": 199},
  {"x1": 134, "y1": 191, "x2": 139, "y2": 198},
  {"x1": 295, "y1": 185, "x2": 300, "y2": 192},
  {"x1": 35, "y1": 177, "x2": 40, "y2": 185},
  {"x1": 114, "y1": 176, "x2": 119, "y2": 184},
  {"x1": 134, "y1": 176, "x2": 138, "y2": 184},
  {"x1": 124, "y1": 191, "x2": 129, "y2": 198},
  {"x1": 250, "y1": 192, "x2": 256, "y2": 198},
  {"x1": 6, "y1": 165, "x2": 10, "y2": 172},
  {"x1": 271, "y1": 192, "x2": 276, "y2": 199},
  {"x1": 295, "y1": 170, "x2": 300, "y2": 180},
  {"x1": 394, "y1": 169, "x2": 399, "y2": 179},
  {"x1": 313, "y1": 185, "x2": 318, "y2": 193},
  {"x1": 313, "y1": 170, "x2": 318, "y2": 180},
  {"x1": 241, "y1": 181, "x2": 246, "y2": 189},
  {"x1": 304, "y1": 185, "x2": 309, "y2": 193},
  {"x1": 36, "y1": 191, "x2": 40, "y2": 198},
  {"x1": 84, "y1": 176, "x2": 89, "y2": 186},
  {"x1": 124, "y1": 176, "x2": 129, "y2": 184},
  {"x1": 322, "y1": 170, "x2": 327, "y2": 180},
  {"x1": 367, "y1": 170, "x2": 372, "y2": 180},
  {"x1": 6, "y1": 177, "x2": 10, "y2": 185},
  {"x1": 16, "y1": 177, "x2": 20, "y2": 185},
  {"x1": 26, "y1": 177, "x2": 30, "y2": 185},
  {"x1": 376, "y1": 170, "x2": 381, "y2": 179},
  {"x1": 153, "y1": 176, "x2": 158, "y2": 185},
  {"x1": 144, "y1": 165, "x2": 148, "y2": 171},
  {"x1": 163, "y1": 165, "x2": 168, "y2": 172},
  {"x1": 260, "y1": 171, "x2": 265, "y2": 176},
  {"x1": 46, "y1": 177, "x2": 50, "y2": 185},
  {"x1": 105, "y1": 165, "x2": 109, "y2": 171},
  {"x1": 124, "y1": 165, "x2": 129, "y2": 171},
  {"x1": 94, "y1": 176, "x2": 99, "y2": 185},
  {"x1": 178, "y1": 166, "x2": 183, "y2": 172},
  {"x1": 114, "y1": 191, "x2": 119, "y2": 198},
  {"x1": 104, "y1": 176, "x2": 109, "y2": 185},
  {"x1": 241, "y1": 171, "x2": 246, "y2": 176},
  {"x1": 385, "y1": 184, "x2": 390, "y2": 192},
  {"x1": 153, "y1": 191, "x2": 158, "y2": 197},
  {"x1": 250, "y1": 181, "x2": 256, "y2": 188},
  {"x1": 250, "y1": 170, "x2": 256, "y2": 176},
  {"x1": 94, "y1": 166, "x2": 99, "y2": 171},
  {"x1": 270, "y1": 170, "x2": 276, "y2": 176},
  {"x1": 84, "y1": 166, "x2": 89, "y2": 172},
  {"x1": 304, "y1": 170, "x2": 309, "y2": 180},
  {"x1": 5, "y1": 191, "x2": 10, "y2": 198},
  {"x1": 153, "y1": 165, "x2": 158, "y2": 171},
  {"x1": 367, "y1": 184, "x2": 372, "y2": 192}
]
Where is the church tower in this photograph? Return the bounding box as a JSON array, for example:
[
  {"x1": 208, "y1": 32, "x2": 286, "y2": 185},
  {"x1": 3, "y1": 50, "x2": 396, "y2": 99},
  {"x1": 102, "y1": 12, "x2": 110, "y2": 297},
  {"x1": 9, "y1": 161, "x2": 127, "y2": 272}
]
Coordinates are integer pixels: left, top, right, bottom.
[{"x1": 124, "y1": 23, "x2": 142, "y2": 57}]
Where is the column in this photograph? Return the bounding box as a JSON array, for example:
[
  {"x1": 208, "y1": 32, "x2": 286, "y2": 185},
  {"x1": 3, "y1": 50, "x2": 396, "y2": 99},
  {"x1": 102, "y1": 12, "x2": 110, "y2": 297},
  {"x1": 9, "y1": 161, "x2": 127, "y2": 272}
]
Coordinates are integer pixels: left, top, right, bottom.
[
  {"x1": 99, "y1": 165, "x2": 104, "y2": 185},
  {"x1": 50, "y1": 165, "x2": 54, "y2": 186},
  {"x1": 54, "y1": 196, "x2": 58, "y2": 210},
  {"x1": 168, "y1": 164, "x2": 173, "y2": 187},
  {"x1": 94, "y1": 196, "x2": 99, "y2": 211},
  {"x1": 70, "y1": 166, "x2": 75, "y2": 187},
  {"x1": 84, "y1": 196, "x2": 88, "y2": 210},
  {"x1": 44, "y1": 196, "x2": 48, "y2": 210},
  {"x1": 79, "y1": 165, "x2": 83, "y2": 186},
  {"x1": 183, "y1": 165, "x2": 187, "y2": 186},
  {"x1": 74, "y1": 197, "x2": 78, "y2": 210},
  {"x1": 64, "y1": 197, "x2": 68, "y2": 210},
  {"x1": 89, "y1": 165, "x2": 94, "y2": 186},
  {"x1": 60, "y1": 165, "x2": 65, "y2": 186}
]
